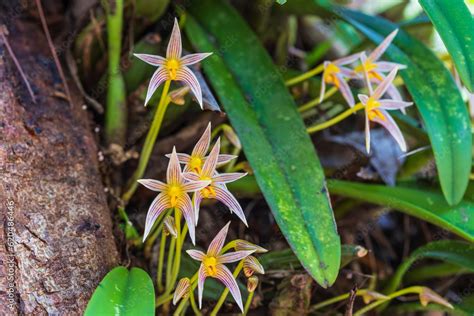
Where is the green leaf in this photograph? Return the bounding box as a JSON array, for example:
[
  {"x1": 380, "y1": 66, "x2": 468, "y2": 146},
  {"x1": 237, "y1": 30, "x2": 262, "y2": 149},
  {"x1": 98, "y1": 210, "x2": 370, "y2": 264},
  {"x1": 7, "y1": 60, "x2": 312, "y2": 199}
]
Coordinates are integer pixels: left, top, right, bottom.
[
  {"x1": 185, "y1": 0, "x2": 340, "y2": 287},
  {"x1": 327, "y1": 180, "x2": 474, "y2": 242},
  {"x1": 383, "y1": 240, "x2": 474, "y2": 294},
  {"x1": 420, "y1": 0, "x2": 474, "y2": 92},
  {"x1": 85, "y1": 267, "x2": 155, "y2": 316}
]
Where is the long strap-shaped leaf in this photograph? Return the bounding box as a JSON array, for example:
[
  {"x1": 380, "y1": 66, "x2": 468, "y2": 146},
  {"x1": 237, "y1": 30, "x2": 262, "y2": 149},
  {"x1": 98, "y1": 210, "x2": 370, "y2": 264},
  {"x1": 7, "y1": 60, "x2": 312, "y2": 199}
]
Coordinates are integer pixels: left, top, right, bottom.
[
  {"x1": 420, "y1": 0, "x2": 474, "y2": 92},
  {"x1": 185, "y1": 0, "x2": 340, "y2": 287}
]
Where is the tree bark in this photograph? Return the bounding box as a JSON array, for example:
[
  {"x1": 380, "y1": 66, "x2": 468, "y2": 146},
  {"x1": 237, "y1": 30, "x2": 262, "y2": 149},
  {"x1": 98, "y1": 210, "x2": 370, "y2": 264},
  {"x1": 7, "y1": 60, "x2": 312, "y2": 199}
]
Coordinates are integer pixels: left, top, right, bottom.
[{"x1": 0, "y1": 17, "x2": 119, "y2": 315}]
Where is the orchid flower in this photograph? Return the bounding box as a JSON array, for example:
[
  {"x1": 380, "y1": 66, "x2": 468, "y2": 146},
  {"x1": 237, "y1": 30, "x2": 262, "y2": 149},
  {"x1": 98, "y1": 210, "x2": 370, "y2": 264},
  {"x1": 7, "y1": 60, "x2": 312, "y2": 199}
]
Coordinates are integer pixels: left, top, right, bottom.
[
  {"x1": 357, "y1": 67, "x2": 413, "y2": 154},
  {"x1": 320, "y1": 53, "x2": 361, "y2": 107},
  {"x1": 183, "y1": 140, "x2": 248, "y2": 226},
  {"x1": 134, "y1": 18, "x2": 212, "y2": 107},
  {"x1": 186, "y1": 222, "x2": 254, "y2": 312},
  {"x1": 138, "y1": 147, "x2": 210, "y2": 244},
  {"x1": 166, "y1": 123, "x2": 237, "y2": 173}
]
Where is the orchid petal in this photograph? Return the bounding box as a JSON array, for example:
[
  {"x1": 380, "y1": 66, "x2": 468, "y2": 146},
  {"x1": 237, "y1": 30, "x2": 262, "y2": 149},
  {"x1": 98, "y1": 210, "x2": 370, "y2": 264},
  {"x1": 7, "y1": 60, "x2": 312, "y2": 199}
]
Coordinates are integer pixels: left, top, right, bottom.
[
  {"x1": 212, "y1": 172, "x2": 247, "y2": 184},
  {"x1": 339, "y1": 66, "x2": 355, "y2": 78},
  {"x1": 373, "y1": 67, "x2": 398, "y2": 100},
  {"x1": 144, "y1": 67, "x2": 169, "y2": 106},
  {"x1": 378, "y1": 99, "x2": 413, "y2": 110},
  {"x1": 360, "y1": 52, "x2": 374, "y2": 95},
  {"x1": 358, "y1": 94, "x2": 369, "y2": 105},
  {"x1": 207, "y1": 222, "x2": 230, "y2": 257},
  {"x1": 143, "y1": 193, "x2": 171, "y2": 241},
  {"x1": 137, "y1": 179, "x2": 167, "y2": 192},
  {"x1": 217, "y1": 154, "x2": 238, "y2": 166},
  {"x1": 201, "y1": 139, "x2": 220, "y2": 178},
  {"x1": 214, "y1": 186, "x2": 248, "y2": 226},
  {"x1": 365, "y1": 109, "x2": 371, "y2": 154},
  {"x1": 376, "y1": 61, "x2": 406, "y2": 72},
  {"x1": 181, "y1": 180, "x2": 211, "y2": 192},
  {"x1": 197, "y1": 264, "x2": 207, "y2": 309},
  {"x1": 336, "y1": 74, "x2": 355, "y2": 107},
  {"x1": 176, "y1": 66, "x2": 203, "y2": 108},
  {"x1": 182, "y1": 172, "x2": 201, "y2": 182},
  {"x1": 133, "y1": 53, "x2": 165, "y2": 66},
  {"x1": 180, "y1": 52, "x2": 213, "y2": 66},
  {"x1": 177, "y1": 193, "x2": 196, "y2": 244},
  {"x1": 319, "y1": 75, "x2": 326, "y2": 104},
  {"x1": 218, "y1": 250, "x2": 254, "y2": 264},
  {"x1": 167, "y1": 18, "x2": 182, "y2": 59},
  {"x1": 372, "y1": 109, "x2": 407, "y2": 152},
  {"x1": 167, "y1": 147, "x2": 182, "y2": 185},
  {"x1": 193, "y1": 190, "x2": 203, "y2": 224},
  {"x1": 192, "y1": 122, "x2": 212, "y2": 158},
  {"x1": 166, "y1": 153, "x2": 192, "y2": 164},
  {"x1": 215, "y1": 264, "x2": 244, "y2": 312},
  {"x1": 186, "y1": 249, "x2": 206, "y2": 261},
  {"x1": 334, "y1": 52, "x2": 361, "y2": 65},
  {"x1": 369, "y1": 29, "x2": 398, "y2": 61}
]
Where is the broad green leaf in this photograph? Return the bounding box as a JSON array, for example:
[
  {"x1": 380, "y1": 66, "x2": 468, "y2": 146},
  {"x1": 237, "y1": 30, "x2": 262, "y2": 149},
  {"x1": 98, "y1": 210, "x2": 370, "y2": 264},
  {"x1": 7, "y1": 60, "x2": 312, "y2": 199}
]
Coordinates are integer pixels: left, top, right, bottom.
[
  {"x1": 383, "y1": 240, "x2": 474, "y2": 294},
  {"x1": 282, "y1": 1, "x2": 472, "y2": 205},
  {"x1": 84, "y1": 267, "x2": 155, "y2": 316},
  {"x1": 185, "y1": 0, "x2": 340, "y2": 287},
  {"x1": 327, "y1": 180, "x2": 474, "y2": 242},
  {"x1": 420, "y1": 0, "x2": 474, "y2": 91}
]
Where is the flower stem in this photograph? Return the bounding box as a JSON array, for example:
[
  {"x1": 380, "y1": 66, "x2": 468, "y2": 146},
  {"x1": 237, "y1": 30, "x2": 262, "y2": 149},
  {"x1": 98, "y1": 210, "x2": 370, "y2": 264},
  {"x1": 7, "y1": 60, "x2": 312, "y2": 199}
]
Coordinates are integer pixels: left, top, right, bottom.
[
  {"x1": 155, "y1": 293, "x2": 174, "y2": 307},
  {"x1": 169, "y1": 217, "x2": 187, "y2": 290},
  {"x1": 189, "y1": 289, "x2": 202, "y2": 316},
  {"x1": 243, "y1": 291, "x2": 255, "y2": 316},
  {"x1": 122, "y1": 80, "x2": 172, "y2": 203},
  {"x1": 285, "y1": 63, "x2": 324, "y2": 86},
  {"x1": 298, "y1": 86, "x2": 338, "y2": 113},
  {"x1": 166, "y1": 234, "x2": 177, "y2": 289},
  {"x1": 306, "y1": 102, "x2": 364, "y2": 134},
  {"x1": 157, "y1": 231, "x2": 167, "y2": 293},
  {"x1": 209, "y1": 260, "x2": 244, "y2": 316},
  {"x1": 310, "y1": 290, "x2": 369, "y2": 311}
]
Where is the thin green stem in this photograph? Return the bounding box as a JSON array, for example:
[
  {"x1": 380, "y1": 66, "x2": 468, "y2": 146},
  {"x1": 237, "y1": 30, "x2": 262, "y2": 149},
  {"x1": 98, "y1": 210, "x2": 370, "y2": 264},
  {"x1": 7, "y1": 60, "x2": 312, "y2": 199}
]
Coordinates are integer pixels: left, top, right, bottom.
[
  {"x1": 122, "y1": 80, "x2": 172, "y2": 202},
  {"x1": 298, "y1": 86, "x2": 338, "y2": 113},
  {"x1": 155, "y1": 293, "x2": 174, "y2": 307},
  {"x1": 285, "y1": 63, "x2": 324, "y2": 86},
  {"x1": 189, "y1": 289, "x2": 202, "y2": 316},
  {"x1": 243, "y1": 291, "x2": 254, "y2": 316},
  {"x1": 210, "y1": 261, "x2": 244, "y2": 316},
  {"x1": 306, "y1": 102, "x2": 364, "y2": 134},
  {"x1": 157, "y1": 231, "x2": 167, "y2": 293},
  {"x1": 169, "y1": 218, "x2": 187, "y2": 291},
  {"x1": 220, "y1": 241, "x2": 237, "y2": 254},
  {"x1": 166, "y1": 234, "x2": 177, "y2": 289},
  {"x1": 310, "y1": 290, "x2": 370, "y2": 311}
]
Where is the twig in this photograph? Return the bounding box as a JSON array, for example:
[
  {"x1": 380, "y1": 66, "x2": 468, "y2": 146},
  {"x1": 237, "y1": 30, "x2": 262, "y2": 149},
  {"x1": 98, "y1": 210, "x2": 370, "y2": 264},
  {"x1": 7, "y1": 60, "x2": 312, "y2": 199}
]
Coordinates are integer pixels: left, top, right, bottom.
[
  {"x1": 0, "y1": 25, "x2": 36, "y2": 103},
  {"x1": 344, "y1": 285, "x2": 358, "y2": 316},
  {"x1": 35, "y1": 0, "x2": 72, "y2": 104}
]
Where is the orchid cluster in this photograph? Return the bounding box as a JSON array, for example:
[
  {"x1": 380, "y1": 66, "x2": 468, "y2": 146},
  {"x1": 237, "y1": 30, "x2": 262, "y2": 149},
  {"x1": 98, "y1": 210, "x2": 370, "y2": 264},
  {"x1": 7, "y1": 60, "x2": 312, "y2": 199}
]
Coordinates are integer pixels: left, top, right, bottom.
[
  {"x1": 319, "y1": 29, "x2": 413, "y2": 153},
  {"x1": 138, "y1": 123, "x2": 266, "y2": 313}
]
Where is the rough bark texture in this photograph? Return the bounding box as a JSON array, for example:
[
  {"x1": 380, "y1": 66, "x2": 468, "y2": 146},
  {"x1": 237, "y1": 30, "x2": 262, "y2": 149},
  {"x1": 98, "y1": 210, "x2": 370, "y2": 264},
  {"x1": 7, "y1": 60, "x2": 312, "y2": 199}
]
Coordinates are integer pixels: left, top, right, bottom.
[{"x1": 0, "y1": 18, "x2": 119, "y2": 315}]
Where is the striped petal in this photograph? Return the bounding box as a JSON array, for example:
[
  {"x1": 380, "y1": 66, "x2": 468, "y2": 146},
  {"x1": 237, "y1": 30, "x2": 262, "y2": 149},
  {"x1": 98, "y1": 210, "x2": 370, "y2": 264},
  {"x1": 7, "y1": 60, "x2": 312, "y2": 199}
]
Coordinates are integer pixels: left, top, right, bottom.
[
  {"x1": 201, "y1": 138, "x2": 220, "y2": 178},
  {"x1": 176, "y1": 66, "x2": 203, "y2": 108},
  {"x1": 334, "y1": 52, "x2": 361, "y2": 66},
  {"x1": 133, "y1": 53, "x2": 165, "y2": 66},
  {"x1": 186, "y1": 249, "x2": 206, "y2": 261},
  {"x1": 207, "y1": 222, "x2": 230, "y2": 257},
  {"x1": 360, "y1": 52, "x2": 374, "y2": 95},
  {"x1": 373, "y1": 67, "x2": 398, "y2": 100},
  {"x1": 378, "y1": 99, "x2": 413, "y2": 110},
  {"x1": 143, "y1": 193, "x2": 171, "y2": 241},
  {"x1": 197, "y1": 264, "x2": 207, "y2": 309},
  {"x1": 214, "y1": 186, "x2": 248, "y2": 226},
  {"x1": 193, "y1": 190, "x2": 203, "y2": 224},
  {"x1": 183, "y1": 172, "x2": 201, "y2": 182},
  {"x1": 180, "y1": 52, "x2": 213, "y2": 66},
  {"x1": 376, "y1": 61, "x2": 406, "y2": 72},
  {"x1": 212, "y1": 172, "x2": 247, "y2": 184},
  {"x1": 167, "y1": 147, "x2": 183, "y2": 185},
  {"x1": 166, "y1": 18, "x2": 182, "y2": 59},
  {"x1": 165, "y1": 153, "x2": 191, "y2": 165},
  {"x1": 215, "y1": 264, "x2": 244, "y2": 312},
  {"x1": 177, "y1": 193, "x2": 196, "y2": 244},
  {"x1": 369, "y1": 29, "x2": 398, "y2": 61},
  {"x1": 218, "y1": 250, "x2": 254, "y2": 264},
  {"x1": 181, "y1": 180, "x2": 211, "y2": 192},
  {"x1": 372, "y1": 109, "x2": 407, "y2": 152},
  {"x1": 217, "y1": 154, "x2": 238, "y2": 166},
  {"x1": 145, "y1": 67, "x2": 169, "y2": 106},
  {"x1": 358, "y1": 94, "x2": 369, "y2": 105},
  {"x1": 137, "y1": 179, "x2": 167, "y2": 192},
  {"x1": 192, "y1": 122, "x2": 211, "y2": 158},
  {"x1": 365, "y1": 108, "x2": 371, "y2": 154},
  {"x1": 336, "y1": 73, "x2": 355, "y2": 107}
]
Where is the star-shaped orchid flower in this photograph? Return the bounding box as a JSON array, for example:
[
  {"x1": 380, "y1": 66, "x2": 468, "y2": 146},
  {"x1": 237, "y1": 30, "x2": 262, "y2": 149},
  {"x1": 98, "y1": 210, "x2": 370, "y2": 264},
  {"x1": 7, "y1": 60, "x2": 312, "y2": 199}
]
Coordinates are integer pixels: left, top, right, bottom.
[
  {"x1": 186, "y1": 222, "x2": 254, "y2": 312},
  {"x1": 357, "y1": 67, "x2": 413, "y2": 154},
  {"x1": 166, "y1": 123, "x2": 237, "y2": 174},
  {"x1": 138, "y1": 147, "x2": 210, "y2": 244},
  {"x1": 134, "y1": 18, "x2": 212, "y2": 107},
  {"x1": 183, "y1": 139, "x2": 248, "y2": 226},
  {"x1": 320, "y1": 53, "x2": 361, "y2": 107}
]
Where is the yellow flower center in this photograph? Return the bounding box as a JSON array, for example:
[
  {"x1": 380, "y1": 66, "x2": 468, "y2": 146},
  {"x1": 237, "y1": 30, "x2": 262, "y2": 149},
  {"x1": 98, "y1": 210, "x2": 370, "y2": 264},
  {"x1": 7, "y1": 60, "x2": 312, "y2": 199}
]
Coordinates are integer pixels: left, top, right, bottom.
[
  {"x1": 201, "y1": 184, "x2": 216, "y2": 199},
  {"x1": 355, "y1": 60, "x2": 382, "y2": 81},
  {"x1": 188, "y1": 156, "x2": 203, "y2": 173},
  {"x1": 166, "y1": 58, "x2": 180, "y2": 80},
  {"x1": 323, "y1": 63, "x2": 341, "y2": 87},
  {"x1": 366, "y1": 97, "x2": 386, "y2": 121},
  {"x1": 167, "y1": 185, "x2": 182, "y2": 207},
  {"x1": 203, "y1": 256, "x2": 218, "y2": 277}
]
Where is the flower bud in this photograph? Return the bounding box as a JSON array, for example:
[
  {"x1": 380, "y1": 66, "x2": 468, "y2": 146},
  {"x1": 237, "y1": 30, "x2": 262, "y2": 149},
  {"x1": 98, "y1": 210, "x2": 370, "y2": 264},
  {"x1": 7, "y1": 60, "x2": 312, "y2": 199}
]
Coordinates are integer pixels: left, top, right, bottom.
[
  {"x1": 169, "y1": 86, "x2": 190, "y2": 106},
  {"x1": 222, "y1": 124, "x2": 241, "y2": 149},
  {"x1": 173, "y1": 277, "x2": 191, "y2": 305},
  {"x1": 235, "y1": 240, "x2": 268, "y2": 254},
  {"x1": 419, "y1": 287, "x2": 453, "y2": 309},
  {"x1": 361, "y1": 290, "x2": 388, "y2": 304},
  {"x1": 247, "y1": 276, "x2": 259, "y2": 293},
  {"x1": 164, "y1": 215, "x2": 178, "y2": 238},
  {"x1": 243, "y1": 256, "x2": 265, "y2": 277}
]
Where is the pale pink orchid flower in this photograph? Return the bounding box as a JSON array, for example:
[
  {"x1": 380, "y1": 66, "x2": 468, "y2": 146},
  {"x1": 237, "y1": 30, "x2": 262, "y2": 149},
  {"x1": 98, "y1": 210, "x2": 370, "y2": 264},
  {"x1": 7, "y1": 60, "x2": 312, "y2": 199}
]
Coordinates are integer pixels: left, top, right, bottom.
[
  {"x1": 134, "y1": 18, "x2": 212, "y2": 107},
  {"x1": 357, "y1": 67, "x2": 413, "y2": 154},
  {"x1": 138, "y1": 147, "x2": 210, "y2": 244},
  {"x1": 186, "y1": 222, "x2": 254, "y2": 312},
  {"x1": 165, "y1": 122, "x2": 237, "y2": 173},
  {"x1": 183, "y1": 139, "x2": 248, "y2": 226}
]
